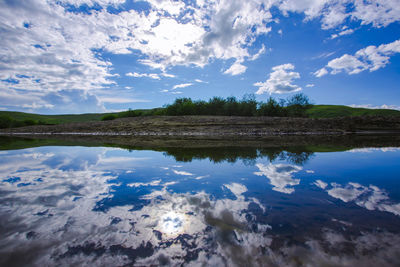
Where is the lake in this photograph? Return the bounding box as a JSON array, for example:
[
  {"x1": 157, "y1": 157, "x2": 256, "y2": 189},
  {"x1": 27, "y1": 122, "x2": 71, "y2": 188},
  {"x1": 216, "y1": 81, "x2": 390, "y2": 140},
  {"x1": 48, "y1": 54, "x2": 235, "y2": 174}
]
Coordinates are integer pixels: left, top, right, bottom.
[{"x1": 1, "y1": 136, "x2": 400, "y2": 266}]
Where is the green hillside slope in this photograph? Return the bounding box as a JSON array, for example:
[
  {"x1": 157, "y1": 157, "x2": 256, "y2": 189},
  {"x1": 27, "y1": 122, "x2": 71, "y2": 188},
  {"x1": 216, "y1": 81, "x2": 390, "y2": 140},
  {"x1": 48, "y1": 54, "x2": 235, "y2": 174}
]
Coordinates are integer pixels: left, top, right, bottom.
[
  {"x1": 1, "y1": 105, "x2": 399, "y2": 129},
  {"x1": 0, "y1": 111, "x2": 110, "y2": 124},
  {"x1": 306, "y1": 105, "x2": 400, "y2": 118}
]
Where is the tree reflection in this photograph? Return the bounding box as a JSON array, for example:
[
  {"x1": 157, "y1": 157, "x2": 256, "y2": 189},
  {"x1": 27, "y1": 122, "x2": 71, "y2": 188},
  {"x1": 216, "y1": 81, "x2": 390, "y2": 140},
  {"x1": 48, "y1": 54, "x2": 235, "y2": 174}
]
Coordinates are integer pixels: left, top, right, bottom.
[{"x1": 162, "y1": 147, "x2": 314, "y2": 165}]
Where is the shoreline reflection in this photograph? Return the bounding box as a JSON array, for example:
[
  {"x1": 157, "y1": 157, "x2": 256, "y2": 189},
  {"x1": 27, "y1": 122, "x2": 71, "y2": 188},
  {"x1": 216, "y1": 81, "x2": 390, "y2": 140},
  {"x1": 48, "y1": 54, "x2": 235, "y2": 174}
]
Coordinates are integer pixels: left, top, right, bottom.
[{"x1": 0, "y1": 140, "x2": 400, "y2": 266}]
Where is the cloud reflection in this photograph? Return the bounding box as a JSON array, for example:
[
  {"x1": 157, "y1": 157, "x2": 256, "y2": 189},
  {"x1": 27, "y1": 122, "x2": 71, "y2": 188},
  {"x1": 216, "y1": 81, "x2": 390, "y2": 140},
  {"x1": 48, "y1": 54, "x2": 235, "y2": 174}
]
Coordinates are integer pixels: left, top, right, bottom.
[
  {"x1": 254, "y1": 163, "x2": 302, "y2": 194},
  {"x1": 1, "y1": 146, "x2": 400, "y2": 266},
  {"x1": 316, "y1": 180, "x2": 400, "y2": 216}
]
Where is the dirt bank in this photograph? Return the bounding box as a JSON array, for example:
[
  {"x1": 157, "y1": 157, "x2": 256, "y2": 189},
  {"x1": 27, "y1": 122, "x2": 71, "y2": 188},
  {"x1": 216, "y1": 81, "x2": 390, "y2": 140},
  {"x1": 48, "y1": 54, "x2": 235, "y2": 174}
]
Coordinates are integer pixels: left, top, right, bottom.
[{"x1": 1, "y1": 115, "x2": 400, "y2": 136}]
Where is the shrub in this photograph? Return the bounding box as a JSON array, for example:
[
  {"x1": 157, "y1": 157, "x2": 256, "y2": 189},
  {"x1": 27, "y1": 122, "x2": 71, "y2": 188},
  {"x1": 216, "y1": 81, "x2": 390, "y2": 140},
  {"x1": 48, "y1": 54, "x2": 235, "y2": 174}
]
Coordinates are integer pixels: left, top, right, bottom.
[
  {"x1": 286, "y1": 93, "x2": 312, "y2": 117},
  {"x1": 101, "y1": 114, "x2": 117, "y2": 121},
  {"x1": 23, "y1": 119, "x2": 37, "y2": 126},
  {"x1": 258, "y1": 97, "x2": 283, "y2": 117},
  {"x1": 0, "y1": 116, "x2": 13, "y2": 128},
  {"x1": 119, "y1": 109, "x2": 143, "y2": 118}
]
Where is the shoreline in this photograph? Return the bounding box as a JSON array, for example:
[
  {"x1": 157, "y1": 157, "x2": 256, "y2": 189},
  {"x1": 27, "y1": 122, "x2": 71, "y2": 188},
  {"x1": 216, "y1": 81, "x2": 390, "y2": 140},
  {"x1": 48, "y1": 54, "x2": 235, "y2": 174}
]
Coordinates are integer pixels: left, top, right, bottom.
[
  {"x1": 1, "y1": 115, "x2": 400, "y2": 137},
  {"x1": 1, "y1": 130, "x2": 400, "y2": 137}
]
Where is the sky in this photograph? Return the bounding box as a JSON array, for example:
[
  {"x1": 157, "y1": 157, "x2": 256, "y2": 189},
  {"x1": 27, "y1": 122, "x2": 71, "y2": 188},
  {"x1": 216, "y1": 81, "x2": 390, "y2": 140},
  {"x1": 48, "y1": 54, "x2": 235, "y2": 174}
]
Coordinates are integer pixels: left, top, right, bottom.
[{"x1": 0, "y1": 0, "x2": 399, "y2": 114}]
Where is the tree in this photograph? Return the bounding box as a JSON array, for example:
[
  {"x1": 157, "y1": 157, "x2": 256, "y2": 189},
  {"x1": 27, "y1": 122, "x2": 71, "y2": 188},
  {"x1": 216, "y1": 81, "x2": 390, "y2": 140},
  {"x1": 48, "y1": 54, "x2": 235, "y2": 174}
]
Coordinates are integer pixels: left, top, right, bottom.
[
  {"x1": 258, "y1": 97, "x2": 283, "y2": 117},
  {"x1": 286, "y1": 93, "x2": 312, "y2": 117}
]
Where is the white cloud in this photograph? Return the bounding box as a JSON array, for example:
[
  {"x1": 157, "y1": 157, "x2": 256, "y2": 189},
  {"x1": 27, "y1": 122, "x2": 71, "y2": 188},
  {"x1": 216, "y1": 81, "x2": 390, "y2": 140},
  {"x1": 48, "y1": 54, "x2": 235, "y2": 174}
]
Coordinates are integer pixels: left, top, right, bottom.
[
  {"x1": 331, "y1": 28, "x2": 355, "y2": 39},
  {"x1": 161, "y1": 72, "x2": 176, "y2": 78},
  {"x1": 127, "y1": 179, "x2": 162, "y2": 187},
  {"x1": 172, "y1": 83, "x2": 193, "y2": 90},
  {"x1": 224, "y1": 61, "x2": 247, "y2": 76},
  {"x1": 195, "y1": 79, "x2": 207, "y2": 83},
  {"x1": 306, "y1": 83, "x2": 315, "y2": 88},
  {"x1": 328, "y1": 54, "x2": 367, "y2": 74},
  {"x1": 316, "y1": 39, "x2": 400, "y2": 76},
  {"x1": 351, "y1": 0, "x2": 400, "y2": 28},
  {"x1": 348, "y1": 104, "x2": 400, "y2": 110},
  {"x1": 314, "y1": 67, "x2": 328, "y2": 77},
  {"x1": 126, "y1": 72, "x2": 161, "y2": 80},
  {"x1": 277, "y1": 0, "x2": 400, "y2": 29},
  {"x1": 98, "y1": 97, "x2": 150, "y2": 104},
  {"x1": 254, "y1": 63, "x2": 302, "y2": 94},
  {"x1": 312, "y1": 51, "x2": 335, "y2": 60},
  {"x1": 60, "y1": 0, "x2": 126, "y2": 6},
  {"x1": 250, "y1": 44, "x2": 266, "y2": 61},
  {"x1": 1, "y1": 0, "x2": 400, "y2": 112}
]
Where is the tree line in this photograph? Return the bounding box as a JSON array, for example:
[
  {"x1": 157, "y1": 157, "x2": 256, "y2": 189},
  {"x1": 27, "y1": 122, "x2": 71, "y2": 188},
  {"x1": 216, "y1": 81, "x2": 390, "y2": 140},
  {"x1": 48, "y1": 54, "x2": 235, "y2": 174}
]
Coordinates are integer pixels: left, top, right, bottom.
[
  {"x1": 164, "y1": 93, "x2": 311, "y2": 117},
  {"x1": 102, "y1": 93, "x2": 312, "y2": 120},
  {"x1": 0, "y1": 93, "x2": 313, "y2": 127}
]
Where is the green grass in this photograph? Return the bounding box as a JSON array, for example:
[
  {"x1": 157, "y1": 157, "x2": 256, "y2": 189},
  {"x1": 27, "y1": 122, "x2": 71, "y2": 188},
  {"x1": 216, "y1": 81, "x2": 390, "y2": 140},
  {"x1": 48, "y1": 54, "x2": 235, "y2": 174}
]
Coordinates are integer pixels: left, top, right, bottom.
[
  {"x1": 306, "y1": 105, "x2": 400, "y2": 118},
  {"x1": 0, "y1": 108, "x2": 165, "y2": 128},
  {"x1": 1, "y1": 105, "x2": 399, "y2": 127},
  {"x1": 0, "y1": 111, "x2": 112, "y2": 125}
]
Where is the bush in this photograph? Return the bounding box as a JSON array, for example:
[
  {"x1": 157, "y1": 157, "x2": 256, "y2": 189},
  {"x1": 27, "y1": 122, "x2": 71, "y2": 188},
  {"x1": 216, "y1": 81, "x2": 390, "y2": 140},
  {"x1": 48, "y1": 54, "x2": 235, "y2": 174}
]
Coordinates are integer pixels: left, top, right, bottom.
[
  {"x1": 285, "y1": 93, "x2": 312, "y2": 117},
  {"x1": 0, "y1": 116, "x2": 13, "y2": 128},
  {"x1": 101, "y1": 114, "x2": 117, "y2": 121},
  {"x1": 23, "y1": 119, "x2": 37, "y2": 126},
  {"x1": 239, "y1": 94, "x2": 257, "y2": 116},
  {"x1": 258, "y1": 97, "x2": 283, "y2": 117},
  {"x1": 119, "y1": 109, "x2": 143, "y2": 118}
]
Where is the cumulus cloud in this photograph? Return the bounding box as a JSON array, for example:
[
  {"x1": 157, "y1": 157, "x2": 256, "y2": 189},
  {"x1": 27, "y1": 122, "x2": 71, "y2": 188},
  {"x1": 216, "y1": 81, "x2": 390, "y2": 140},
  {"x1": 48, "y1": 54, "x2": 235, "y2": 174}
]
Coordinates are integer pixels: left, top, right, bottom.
[
  {"x1": 0, "y1": 88, "x2": 106, "y2": 114},
  {"x1": 315, "y1": 39, "x2": 400, "y2": 76},
  {"x1": 254, "y1": 63, "x2": 301, "y2": 94},
  {"x1": 314, "y1": 68, "x2": 328, "y2": 77},
  {"x1": 278, "y1": 0, "x2": 400, "y2": 29},
  {"x1": 0, "y1": 0, "x2": 275, "y2": 101},
  {"x1": 1, "y1": 0, "x2": 400, "y2": 112},
  {"x1": 224, "y1": 61, "x2": 247, "y2": 76}
]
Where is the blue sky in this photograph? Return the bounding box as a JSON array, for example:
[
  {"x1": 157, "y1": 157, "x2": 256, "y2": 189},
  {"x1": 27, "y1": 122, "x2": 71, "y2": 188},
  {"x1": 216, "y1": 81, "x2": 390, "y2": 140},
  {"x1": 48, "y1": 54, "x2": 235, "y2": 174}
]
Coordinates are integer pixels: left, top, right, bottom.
[{"x1": 0, "y1": 0, "x2": 399, "y2": 114}]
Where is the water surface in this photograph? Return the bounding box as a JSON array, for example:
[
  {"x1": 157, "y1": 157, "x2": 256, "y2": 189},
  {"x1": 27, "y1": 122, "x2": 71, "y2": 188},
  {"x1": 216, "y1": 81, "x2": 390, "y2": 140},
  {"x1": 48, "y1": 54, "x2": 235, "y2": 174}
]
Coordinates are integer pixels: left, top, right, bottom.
[{"x1": 1, "y1": 137, "x2": 400, "y2": 266}]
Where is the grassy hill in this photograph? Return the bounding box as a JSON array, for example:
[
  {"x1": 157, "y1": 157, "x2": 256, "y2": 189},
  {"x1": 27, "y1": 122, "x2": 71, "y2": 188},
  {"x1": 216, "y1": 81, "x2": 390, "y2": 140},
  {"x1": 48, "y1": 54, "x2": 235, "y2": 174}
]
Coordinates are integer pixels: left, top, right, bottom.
[
  {"x1": 0, "y1": 111, "x2": 111, "y2": 124},
  {"x1": 1, "y1": 105, "x2": 399, "y2": 129},
  {"x1": 306, "y1": 105, "x2": 400, "y2": 118}
]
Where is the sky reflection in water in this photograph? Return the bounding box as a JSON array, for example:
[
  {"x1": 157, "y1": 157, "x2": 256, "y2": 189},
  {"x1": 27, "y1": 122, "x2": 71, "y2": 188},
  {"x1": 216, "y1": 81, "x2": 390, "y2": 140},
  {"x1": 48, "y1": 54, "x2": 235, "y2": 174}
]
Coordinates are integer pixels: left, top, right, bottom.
[{"x1": 1, "y1": 145, "x2": 400, "y2": 266}]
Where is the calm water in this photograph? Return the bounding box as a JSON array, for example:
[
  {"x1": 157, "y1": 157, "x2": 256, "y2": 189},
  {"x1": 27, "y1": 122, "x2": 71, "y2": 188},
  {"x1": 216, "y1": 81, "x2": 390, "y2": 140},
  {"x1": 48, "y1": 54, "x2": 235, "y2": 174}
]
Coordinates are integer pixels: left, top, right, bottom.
[{"x1": 1, "y1": 138, "x2": 400, "y2": 266}]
